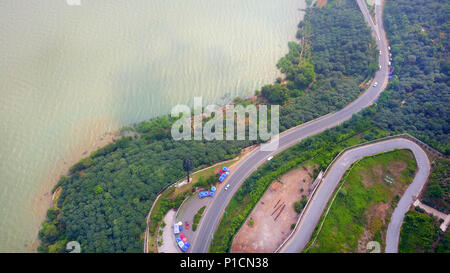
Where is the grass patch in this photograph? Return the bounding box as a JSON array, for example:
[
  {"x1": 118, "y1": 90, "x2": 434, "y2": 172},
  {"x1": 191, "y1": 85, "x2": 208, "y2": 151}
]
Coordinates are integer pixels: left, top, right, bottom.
[
  {"x1": 147, "y1": 230, "x2": 157, "y2": 253},
  {"x1": 307, "y1": 149, "x2": 417, "y2": 253},
  {"x1": 209, "y1": 116, "x2": 388, "y2": 252},
  {"x1": 193, "y1": 206, "x2": 206, "y2": 232},
  {"x1": 148, "y1": 187, "x2": 187, "y2": 237}
]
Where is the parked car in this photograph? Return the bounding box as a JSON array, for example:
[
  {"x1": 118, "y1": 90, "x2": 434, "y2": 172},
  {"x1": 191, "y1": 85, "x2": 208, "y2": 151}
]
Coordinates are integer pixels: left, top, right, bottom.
[
  {"x1": 225, "y1": 184, "x2": 230, "y2": 191},
  {"x1": 267, "y1": 156, "x2": 273, "y2": 161},
  {"x1": 180, "y1": 234, "x2": 187, "y2": 243},
  {"x1": 199, "y1": 191, "x2": 210, "y2": 198},
  {"x1": 181, "y1": 242, "x2": 190, "y2": 252},
  {"x1": 176, "y1": 237, "x2": 184, "y2": 248},
  {"x1": 185, "y1": 221, "x2": 190, "y2": 230}
]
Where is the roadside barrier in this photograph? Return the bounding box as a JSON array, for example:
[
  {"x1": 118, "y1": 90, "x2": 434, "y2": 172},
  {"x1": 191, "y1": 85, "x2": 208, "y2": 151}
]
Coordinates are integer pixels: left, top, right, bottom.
[{"x1": 275, "y1": 133, "x2": 440, "y2": 252}]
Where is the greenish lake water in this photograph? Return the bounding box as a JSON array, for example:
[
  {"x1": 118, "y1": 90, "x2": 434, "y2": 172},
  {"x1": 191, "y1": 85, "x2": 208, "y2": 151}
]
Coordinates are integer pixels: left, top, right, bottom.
[{"x1": 0, "y1": 0, "x2": 304, "y2": 252}]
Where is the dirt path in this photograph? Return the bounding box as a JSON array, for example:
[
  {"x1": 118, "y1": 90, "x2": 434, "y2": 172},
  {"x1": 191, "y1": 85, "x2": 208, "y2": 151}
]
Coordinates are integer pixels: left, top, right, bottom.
[
  {"x1": 157, "y1": 209, "x2": 178, "y2": 253},
  {"x1": 414, "y1": 200, "x2": 450, "y2": 232}
]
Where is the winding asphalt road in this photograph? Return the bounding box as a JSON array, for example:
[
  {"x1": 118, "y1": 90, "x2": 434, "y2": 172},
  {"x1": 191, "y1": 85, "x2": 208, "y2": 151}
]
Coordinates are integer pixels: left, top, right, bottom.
[
  {"x1": 191, "y1": 0, "x2": 389, "y2": 253},
  {"x1": 280, "y1": 137, "x2": 431, "y2": 253}
]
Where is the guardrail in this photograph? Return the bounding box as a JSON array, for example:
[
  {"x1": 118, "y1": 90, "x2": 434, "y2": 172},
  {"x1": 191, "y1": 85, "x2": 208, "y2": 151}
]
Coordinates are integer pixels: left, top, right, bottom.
[
  {"x1": 274, "y1": 133, "x2": 439, "y2": 252},
  {"x1": 175, "y1": 195, "x2": 191, "y2": 220},
  {"x1": 143, "y1": 193, "x2": 162, "y2": 253},
  {"x1": 143, "y1": 156, "x2": 239, "y2": 252}
]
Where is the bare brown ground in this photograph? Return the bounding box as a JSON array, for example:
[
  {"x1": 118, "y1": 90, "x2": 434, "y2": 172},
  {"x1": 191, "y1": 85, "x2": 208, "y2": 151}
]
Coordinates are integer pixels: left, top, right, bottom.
[
  {"x1": 317, "y1": 0, "x2": 328, "y2": 8},
  {"x1": 361, "y1": 161, "x2": 407, "y2": 189},
  {"x1": 231, "y1": 165, "x2": 315, "y2": 253}
]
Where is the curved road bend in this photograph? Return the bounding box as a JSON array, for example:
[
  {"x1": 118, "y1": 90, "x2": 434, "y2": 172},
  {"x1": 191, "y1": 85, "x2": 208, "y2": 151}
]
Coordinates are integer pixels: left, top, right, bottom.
[
  {"x1": 280, "y1": 138, "x2": 431, "y2": 253},
  {"x1": 191, "y1": 0, "x2": 389, "y2": 253}
]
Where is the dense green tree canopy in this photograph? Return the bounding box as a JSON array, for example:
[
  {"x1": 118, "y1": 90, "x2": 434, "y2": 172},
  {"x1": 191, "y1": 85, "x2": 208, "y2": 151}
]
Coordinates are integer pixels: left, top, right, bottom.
[
  {"x1": 399, "y1": 210, "x2": 448, "y2": 253},
  {"x1": 373, "y1": 0, "x2": 450, "y2": 154},
  {"x1": 38, "y1": 0, "x2": 449, "y2": 253},
  {"x1": 38, "y1": 117, "x2": 253, "y2": 252}
]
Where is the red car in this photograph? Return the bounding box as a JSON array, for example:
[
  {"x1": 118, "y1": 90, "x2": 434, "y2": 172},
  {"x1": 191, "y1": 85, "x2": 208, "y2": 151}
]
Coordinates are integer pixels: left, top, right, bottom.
[
  {"x1": 180, "y1": 234, "x2": 187, "y2": 243},
  {"x1": 185, "y1": 221, "x2": 190, "y2": 230}
]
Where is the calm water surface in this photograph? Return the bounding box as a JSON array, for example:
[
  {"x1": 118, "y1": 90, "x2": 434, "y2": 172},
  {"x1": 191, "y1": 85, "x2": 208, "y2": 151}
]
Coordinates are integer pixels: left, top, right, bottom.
[{"x1": 0, "y1": 0, "x2": 305, "y2": 252}]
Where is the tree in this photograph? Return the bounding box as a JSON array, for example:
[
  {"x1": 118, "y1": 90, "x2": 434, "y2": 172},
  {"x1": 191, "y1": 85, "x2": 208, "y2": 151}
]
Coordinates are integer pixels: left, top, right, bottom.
[
  {"x1": 94, "y1": 185, "x2": 104, "y2": 195},
  {"x1": 294, "y1": 195, "x2": 307, "y2": 213},
  {"x1": 427, "y1": 184, "x2": 444, "y2": 199},
  {"x1": 294, "y1": 62, "x2": 315, "y2": 89},
  {"x1": 38, "y1": 222, "x2": 59, "y2": 244},
  {"x1": 261, "y1": 84, "x2": 289, "y2": 104},
  {"x1": 399, "y1": 210, "x2": 439, "y2": 253},
  {"x1": 48, "y1": 240, "x2": 67, "y2": 253},
  {"x1": 183, "y1": 157, "x2": 193, "y2": 183},
  {"x1": 373, "y1": 0, "x2": 449, "y2": 153}
]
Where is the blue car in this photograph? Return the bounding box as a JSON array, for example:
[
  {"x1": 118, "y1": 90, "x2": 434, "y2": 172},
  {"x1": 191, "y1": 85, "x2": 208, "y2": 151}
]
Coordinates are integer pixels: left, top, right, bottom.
[
  {"x1": 176, "y1": 237, "x2": 184, "y2": 249},
  {"x1": 199, "y1": 191, "x2": 210, "y2": 198},
  {"x1": 182, "y1": 242, "x2": 191, "y2": 252}
]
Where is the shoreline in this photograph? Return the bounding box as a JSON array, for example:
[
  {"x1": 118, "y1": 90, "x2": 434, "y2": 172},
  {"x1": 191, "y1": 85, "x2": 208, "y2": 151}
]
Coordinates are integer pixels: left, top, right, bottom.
[
  {"x1": 30, "y1": 128, "x2": 120, "y2": 252},
  {"x1": 1, "y1": 0, "x2": 308, "y2": 253},
  {"x1": 51, "y1": 129, "x2": 119, "y2": 195},
  {"x1": 35, "y1": 0, "x2": 308, "y2": 252}
]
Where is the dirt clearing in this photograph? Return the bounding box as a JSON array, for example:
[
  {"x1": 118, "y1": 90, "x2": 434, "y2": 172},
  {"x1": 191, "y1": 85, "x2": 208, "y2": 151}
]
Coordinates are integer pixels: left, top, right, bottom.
[{"x1": 231, "y1": 165, "x2": 315, "y2": 253}]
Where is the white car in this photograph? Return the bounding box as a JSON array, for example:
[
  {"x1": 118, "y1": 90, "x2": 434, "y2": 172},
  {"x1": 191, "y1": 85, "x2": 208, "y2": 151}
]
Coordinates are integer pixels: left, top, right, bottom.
[
  {"x1": 225, "y1": 184, "x2": 230, "y2": 191},
  {"x1": 267, "y1": 156, "x2": 273, "y2": 161},
  {"x1": 373, "y1": 82, "x2": 378, "y2": 87}
]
